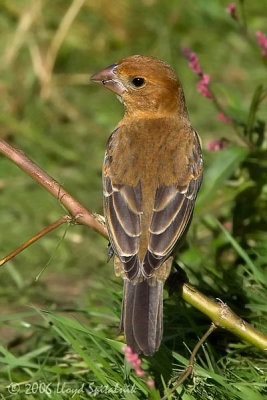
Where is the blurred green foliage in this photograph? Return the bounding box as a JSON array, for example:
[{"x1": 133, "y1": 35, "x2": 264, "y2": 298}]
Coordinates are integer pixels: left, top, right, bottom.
[{"x1": 0, "y1": 0, "x2": 266, "y2": 399}]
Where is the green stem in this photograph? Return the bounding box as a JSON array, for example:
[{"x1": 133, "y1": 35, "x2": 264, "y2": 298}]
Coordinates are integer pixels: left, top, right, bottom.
[
  {"x1": 183, "y1": 283, "x2": 267, "y2": 351},
  {"x1": 238, "y1": 0, "x2": 248, "y2": 36},
  {"x1": 161, "y1": 323, "x2": 217, "y2": 400},
  {"x1": 209, "y1": 88, "x2": 256, "y2": 151}
]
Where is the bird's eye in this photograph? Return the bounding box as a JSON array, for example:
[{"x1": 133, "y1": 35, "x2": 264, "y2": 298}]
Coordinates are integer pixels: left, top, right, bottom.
[{"x1": 132, "y1": 77, "x2": 146, "y2": 87}]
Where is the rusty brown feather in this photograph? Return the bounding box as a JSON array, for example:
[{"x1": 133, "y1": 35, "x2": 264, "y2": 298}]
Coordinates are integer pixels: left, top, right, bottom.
[{"x1": 91, "y1": 55, "x2": 203, "y2": 355}]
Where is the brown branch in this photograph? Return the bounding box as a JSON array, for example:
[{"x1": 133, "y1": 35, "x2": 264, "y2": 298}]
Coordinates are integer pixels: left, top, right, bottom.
[
  {"x1": 1, "y1": 138, "x2": 267, "y2": 352},
  {"x1": 0, "y1": 215, "x2": 69, "y2": 267},
  {"x1": 0, "y1": 138, "x2": 107, "y2": 239},
  {"x1": 161, "y1": 323, "x2": 217, "y2": 400}
]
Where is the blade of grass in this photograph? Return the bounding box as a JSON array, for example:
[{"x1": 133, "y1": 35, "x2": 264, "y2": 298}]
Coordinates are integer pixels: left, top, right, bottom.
[
  {"x1": 196, "y1": 146, "x2": 249, "y2": 212},
  {"x1": 215, "y1": 218, "x2": 267, "y2": 284}
]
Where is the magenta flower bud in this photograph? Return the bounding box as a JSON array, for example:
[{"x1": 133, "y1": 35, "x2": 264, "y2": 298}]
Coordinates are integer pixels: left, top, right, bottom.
[
  {"x1": 182, "y1": 47, "x2": 202, "y2": 75},
  {"x1": 217, "y1": 113, "x2": 232, "y2": 124},
  {"x1": 206, "y1": 140, "x2": 227, "y2": 151},
  {"x1": 256, "y1": 31, "x2": 267, "y2": 58},
  {"x1": 226, "y1": 3, "x2": 237, "y2": 20},
  {"x1": 196, "y1": 74, "x2": 213, "y2": 99}
]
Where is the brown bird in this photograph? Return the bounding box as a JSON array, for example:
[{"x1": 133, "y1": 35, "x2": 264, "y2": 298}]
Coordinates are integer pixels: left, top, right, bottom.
[{"x1": 91, "y1": 55, "x2": 203, "y2": 356}]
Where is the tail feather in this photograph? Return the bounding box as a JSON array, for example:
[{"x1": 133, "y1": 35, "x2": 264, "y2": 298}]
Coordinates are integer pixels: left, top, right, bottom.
[{"x1": 121, "y1": 279, "x2": 163, "y2": 356}]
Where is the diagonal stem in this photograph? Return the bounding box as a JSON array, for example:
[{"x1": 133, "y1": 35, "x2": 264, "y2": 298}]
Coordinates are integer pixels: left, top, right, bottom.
[
  {"x1": 0, "y1": 138, "x2": 108, "y2": 238},
  {"x1": 161, "y1": 323, "x2": 217, "y2": 400},
  {"x1": 0, "y1": 215, "x2": 70, "y2": 267},
  {"x1": 183, "y1": 284, "x2": 267, "y2": 351},
  {"x1": 209, "y1": 88, "x2": 256, "y2": 151}
]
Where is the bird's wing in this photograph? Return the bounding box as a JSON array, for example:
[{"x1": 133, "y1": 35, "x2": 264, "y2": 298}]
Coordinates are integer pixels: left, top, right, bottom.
[
  {"x1": 142, "y1": 131, "x2": 203, "y2": 278},
  {"x1": 103, "y1": 165, "x2": 142, "y2": 280}
]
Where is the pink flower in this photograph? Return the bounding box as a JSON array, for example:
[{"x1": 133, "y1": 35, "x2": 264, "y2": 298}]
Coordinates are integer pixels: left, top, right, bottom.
[
  {"x1": 122, "y1": 346, "x2": 154, "y2": 387},
  {"x1": 182, "y1": 47, "x2": 202, "y2": 75},
  {"x1": 206, "y1": 140, "x2": 227, "y2": 151},
  {"x1": 135, "y1": 367, "x2": 145, "y2": 377},
  {"x1": 223, "y1": 221, "x2": 233, "y2": 230},
  {"x1": 256, "y1": 31, "x2": 267, "y2": 58},
  {"x1": 196, "y1": 74, "x2": 213, "y2": 99},
  {"x1": 226, "y1": 3, "x2": 237, "y2": 19},
  {"x1": 182, "y1": 47, "x2": 214, "y2": 100},
  {"x1": 217, "y1": 113, "x2": 232, "y2": 124},
  {"x1": 256, "y1": 31, "x2": 267, "y2": 48}
]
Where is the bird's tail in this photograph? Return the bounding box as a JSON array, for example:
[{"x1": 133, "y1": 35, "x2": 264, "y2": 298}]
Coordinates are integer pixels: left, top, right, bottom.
[{"x1": 120, "y1": 279, "x2": 163, "y2": 356}]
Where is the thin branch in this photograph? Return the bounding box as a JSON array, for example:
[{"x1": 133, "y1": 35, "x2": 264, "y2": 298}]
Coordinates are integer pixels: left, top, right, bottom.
[
  {"x1": 161, "y1": 323, "x2": 217, "y2": 400},
  {"x1": 183, "y1": 283, "x2": 267, "y2": 351},
  {"x1": 0, "y1": 139, "x2": 107, "y2": 239},
  {"x1": 1, "y1": 138, "x2": 267, "y2": 352},
  {"x1": 0, "y1": 215, "x2": 69, "y2": 267}
]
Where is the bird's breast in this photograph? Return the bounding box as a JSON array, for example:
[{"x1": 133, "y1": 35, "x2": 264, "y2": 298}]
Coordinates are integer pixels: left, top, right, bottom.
[{"x1": 109, "y1": 117, "x2": 191, "y2": 188}]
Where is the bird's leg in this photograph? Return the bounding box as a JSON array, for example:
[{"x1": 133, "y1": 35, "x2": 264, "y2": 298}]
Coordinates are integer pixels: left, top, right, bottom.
[
  {"x1": 166, "y1": 261, "x2": 189, "y2": 296},
  {"x1": 107, "y1": 241, "x2": 114, "y2": 262}
]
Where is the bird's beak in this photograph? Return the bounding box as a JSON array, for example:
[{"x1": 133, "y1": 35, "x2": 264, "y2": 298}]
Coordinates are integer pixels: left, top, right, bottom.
[{"x1": 90, "y1": 64, "x2": 126, "y2": 96}]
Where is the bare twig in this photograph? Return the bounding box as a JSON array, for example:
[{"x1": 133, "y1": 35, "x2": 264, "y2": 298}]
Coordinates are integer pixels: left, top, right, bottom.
[
  {"x1": 0, "y1": 139, "x2": 108, "y2": 238},
  {"x1": 0, "y1": 215, "x2": 70, "y2": 267},
  {"x1": 161, "y1": 323, "x2": 217, "y2": 400},
  {"x1": 1, "y1": 138, "x2": 267, "y2": 352}
]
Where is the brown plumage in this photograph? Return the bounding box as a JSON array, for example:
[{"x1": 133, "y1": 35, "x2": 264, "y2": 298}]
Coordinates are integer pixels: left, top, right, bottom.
[{"x1": 91, "y1": 55, "x2": 203, "y2": 355}]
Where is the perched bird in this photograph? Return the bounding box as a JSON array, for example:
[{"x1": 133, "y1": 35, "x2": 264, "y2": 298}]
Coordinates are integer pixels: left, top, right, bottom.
[{"x1": 91, "y1": 55, "x2": 203, "y2": 356}]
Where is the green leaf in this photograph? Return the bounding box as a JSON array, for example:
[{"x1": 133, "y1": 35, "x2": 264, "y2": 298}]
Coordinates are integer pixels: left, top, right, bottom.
[
  {"x1": 215, "y1": 218, "x2": 267, "y2": 284},
  {"x1": 196, "y1": 146, "x2": 249, "y2": 212}
]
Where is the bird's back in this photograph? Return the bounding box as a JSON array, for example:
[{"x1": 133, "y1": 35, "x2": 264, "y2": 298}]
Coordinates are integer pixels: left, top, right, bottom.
[{"x1": 104, "y1": 116, "x2": 194, "y2": 263}]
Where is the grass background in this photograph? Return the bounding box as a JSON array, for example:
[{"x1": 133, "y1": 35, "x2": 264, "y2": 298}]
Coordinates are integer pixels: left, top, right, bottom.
[{"x1": 0, "y1": 0, "x2": 266, "y2": 398}]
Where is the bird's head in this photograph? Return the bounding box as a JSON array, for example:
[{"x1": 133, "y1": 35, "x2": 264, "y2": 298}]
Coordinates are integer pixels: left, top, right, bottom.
[{"x1": 91, "y1": 55, "x2": 187, "y2": 118}]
